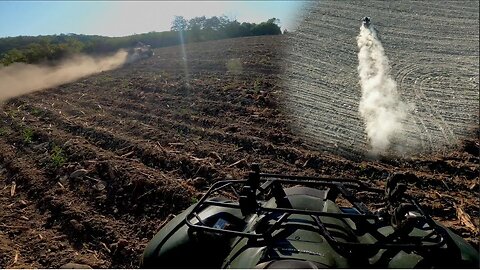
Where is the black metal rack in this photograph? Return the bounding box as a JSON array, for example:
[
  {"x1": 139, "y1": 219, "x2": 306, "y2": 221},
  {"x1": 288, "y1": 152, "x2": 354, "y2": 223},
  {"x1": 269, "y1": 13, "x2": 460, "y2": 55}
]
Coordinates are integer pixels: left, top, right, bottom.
[{"x1": 184, "y1": 165, "x2": 451, "y2": 256}]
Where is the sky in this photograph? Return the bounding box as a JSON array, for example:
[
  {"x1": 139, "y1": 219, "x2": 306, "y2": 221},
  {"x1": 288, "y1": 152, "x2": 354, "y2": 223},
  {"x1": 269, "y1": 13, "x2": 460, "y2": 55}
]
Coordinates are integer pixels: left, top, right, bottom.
[{"x1": 0, "y1": 1, "x2": 305, "y2": 38}]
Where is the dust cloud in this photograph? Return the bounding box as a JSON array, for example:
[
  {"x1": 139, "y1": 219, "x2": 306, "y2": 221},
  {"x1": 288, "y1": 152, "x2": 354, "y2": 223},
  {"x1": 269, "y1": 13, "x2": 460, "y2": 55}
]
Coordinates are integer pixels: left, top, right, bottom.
[
  {"x1": 357, "y1": 23, "x2": 409, "y2": 156},
  {"x1": 0, "y1": 50, "x2": 128, "y2": 102}
]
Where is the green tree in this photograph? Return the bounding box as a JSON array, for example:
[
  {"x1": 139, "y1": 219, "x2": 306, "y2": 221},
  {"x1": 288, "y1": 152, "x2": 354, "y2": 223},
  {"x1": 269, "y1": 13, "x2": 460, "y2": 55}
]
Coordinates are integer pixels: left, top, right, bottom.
[
  {"x1": 188, "y1": 16, "x2": 206, "y2": 41},
  {"x1": 171, "y1": 16, "x2": 188, "y2": 32},
  {"x1": 204, "y1": 16, "x2": 221, "y2": 31},
  {"x1": 251, "y1": 18, "x2": 281, "y2": 36},
  {"x1": 0, "y1": 16, "x2": 283, "y2": 66},
  {"x1": 0, "y1": 48, "x2": 26, "y2": 65}
]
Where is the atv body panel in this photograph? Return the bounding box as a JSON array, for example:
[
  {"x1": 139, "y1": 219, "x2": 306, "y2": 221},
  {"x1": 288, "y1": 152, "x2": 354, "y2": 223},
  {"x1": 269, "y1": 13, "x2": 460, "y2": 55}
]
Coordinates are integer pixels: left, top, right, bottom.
[
  {"x1": 142, "y1": 199, "x2": 245, "y2": 268},
  {"x1": 141, "y1": 169, "x2": 480, "y2": 268}
]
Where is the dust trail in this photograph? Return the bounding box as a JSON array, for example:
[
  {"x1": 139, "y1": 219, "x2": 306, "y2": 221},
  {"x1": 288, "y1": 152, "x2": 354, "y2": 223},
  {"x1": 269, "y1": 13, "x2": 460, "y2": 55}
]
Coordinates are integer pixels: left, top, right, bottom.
[
  {"x1": 357, "y1": 23, "x2": 409, "y2": 156},
  {"x1": 0, "y1": 50, "x2": 128, "y2": 102}
]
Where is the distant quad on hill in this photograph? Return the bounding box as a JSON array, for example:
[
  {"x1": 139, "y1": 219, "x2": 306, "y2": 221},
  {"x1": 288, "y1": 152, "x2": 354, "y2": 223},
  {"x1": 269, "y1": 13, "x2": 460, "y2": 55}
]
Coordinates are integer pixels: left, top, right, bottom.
[{"x1": 126, "y1": 42, "x2": 154, "y2": 63}]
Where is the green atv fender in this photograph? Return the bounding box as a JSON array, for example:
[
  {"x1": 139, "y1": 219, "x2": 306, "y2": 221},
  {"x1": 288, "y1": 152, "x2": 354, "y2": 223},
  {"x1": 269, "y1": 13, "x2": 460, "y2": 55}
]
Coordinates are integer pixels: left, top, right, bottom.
[
  {"x1": 141, "y1": 198, "x2": 245, "y2": 268},
  {"x1": 141, "y1": 186, "x2": 480, "y2": 269}
]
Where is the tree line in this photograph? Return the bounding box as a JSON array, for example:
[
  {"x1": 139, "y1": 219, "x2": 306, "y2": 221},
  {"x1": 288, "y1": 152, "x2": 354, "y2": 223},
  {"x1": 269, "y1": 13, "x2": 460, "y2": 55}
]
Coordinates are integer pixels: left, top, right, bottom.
[{"x1": 0, "y1": 16, "x2": 282, "y2": 66}]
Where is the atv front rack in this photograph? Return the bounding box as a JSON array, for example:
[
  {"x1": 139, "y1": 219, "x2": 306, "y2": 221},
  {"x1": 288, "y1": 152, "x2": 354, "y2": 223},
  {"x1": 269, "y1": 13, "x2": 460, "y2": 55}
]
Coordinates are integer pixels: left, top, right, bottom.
[{"x1": 184, "y1": 165, "x2": 454, "y2": 257}]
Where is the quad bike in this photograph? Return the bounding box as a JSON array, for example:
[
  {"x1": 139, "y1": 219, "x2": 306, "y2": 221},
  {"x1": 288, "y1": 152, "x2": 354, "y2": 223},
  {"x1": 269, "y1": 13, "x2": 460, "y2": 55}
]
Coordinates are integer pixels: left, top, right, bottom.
[
  {"x1": 362, "y1": 17, "x2": 371, "y2": 28},
  {"x1": 126, "y1": 42, "x2": 154, "y2": 63},
  {"x1": 141, "y1": 164, "x2": 479, "y2": 268}
]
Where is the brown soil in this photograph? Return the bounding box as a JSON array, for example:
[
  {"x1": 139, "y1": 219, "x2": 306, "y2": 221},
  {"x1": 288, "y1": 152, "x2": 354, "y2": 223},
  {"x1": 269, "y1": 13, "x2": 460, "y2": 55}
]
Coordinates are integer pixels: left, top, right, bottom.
[{"x1": 0, "y1": 35, "x2": 478, "y2": 268}]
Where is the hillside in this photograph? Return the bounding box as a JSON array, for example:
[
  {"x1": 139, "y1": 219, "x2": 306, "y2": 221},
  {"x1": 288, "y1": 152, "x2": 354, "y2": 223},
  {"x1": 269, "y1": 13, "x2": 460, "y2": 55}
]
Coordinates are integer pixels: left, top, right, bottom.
[{"x1": 0, "y1": 12, "x2": 478, "y2": 269}]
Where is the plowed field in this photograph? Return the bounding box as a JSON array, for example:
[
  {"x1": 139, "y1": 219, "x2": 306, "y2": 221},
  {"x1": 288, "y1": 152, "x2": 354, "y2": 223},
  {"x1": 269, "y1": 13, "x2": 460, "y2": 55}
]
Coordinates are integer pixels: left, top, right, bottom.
[
  {"x1": 0, "y1": 7, "x2": 478, "y2": 267},
  {"x1": 284, "y1": 0, "x2": 479, "y2": 156}
]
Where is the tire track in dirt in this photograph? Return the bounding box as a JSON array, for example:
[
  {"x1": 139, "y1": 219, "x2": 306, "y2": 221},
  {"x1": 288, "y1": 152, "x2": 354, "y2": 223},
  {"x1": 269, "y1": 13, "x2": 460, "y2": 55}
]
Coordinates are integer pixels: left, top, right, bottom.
[
  {"x1": 395, "y1": 63, "x2": 432, "y2": 151},
  {"x1": 395, "y1": 56, "x2": 479, "y2": 153}
]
